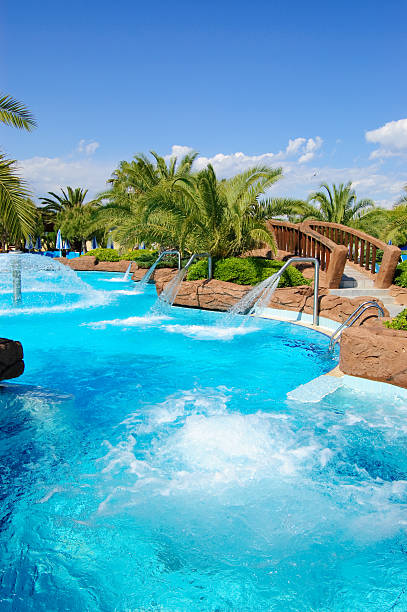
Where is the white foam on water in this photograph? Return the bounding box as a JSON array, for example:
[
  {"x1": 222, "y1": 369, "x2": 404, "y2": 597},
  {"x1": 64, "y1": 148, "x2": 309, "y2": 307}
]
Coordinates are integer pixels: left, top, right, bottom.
[
  {"x1": 87, "y1": 386, "x2": 407, "y2": 547},
  {"x1": 107, "y1": 288, "x2": 144, "y2": 295},
  {"x1": 164, "y1": 324, "x2": 260, "y2": 340},
  {"x1": 84, "y1": 314, "x2": 172, "y2": 329},
  {"x1": 0, "y1": 291, "x2": 110, "y2": 316}
]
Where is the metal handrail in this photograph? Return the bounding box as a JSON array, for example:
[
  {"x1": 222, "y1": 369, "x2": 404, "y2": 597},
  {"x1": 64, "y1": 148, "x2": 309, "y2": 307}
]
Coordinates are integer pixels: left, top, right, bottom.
[
  {"x1": 328, "y1": 301, "x2": 384, "y2": 351},
  {"x1": 157, "y1": 250, "x2": 181, "y2": 269},
  {"x1": 184, "y1": 252, "x2": 212, "y2": 280},
  {"x1": 272, "y1": 257, "x2": 320, "y2": 326}
]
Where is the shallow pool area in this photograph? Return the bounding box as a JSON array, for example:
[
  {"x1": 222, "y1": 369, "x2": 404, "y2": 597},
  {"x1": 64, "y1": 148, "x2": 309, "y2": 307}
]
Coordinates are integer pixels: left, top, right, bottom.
[{"x1": 1, "y1": 268, "x2": 407, "y2": 610}]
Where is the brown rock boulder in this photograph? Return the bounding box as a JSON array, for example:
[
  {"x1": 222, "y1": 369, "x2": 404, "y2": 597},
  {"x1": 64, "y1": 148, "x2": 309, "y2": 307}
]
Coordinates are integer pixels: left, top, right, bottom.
[
  {"x1": 156, "y1": 278, "x2": 251, "y2": 311},
  {"x1": 0, "y1": 338, "x2": 24, "y2": 381},
  {"x1": 57, "y1": 257, "x2": 138, "y2": 273},
  {"x1": 56, "y1": 256, "x2": 97, "y2": 270},
  {"x1": 340, "y1": 326, "x2": 407, "y2": 388},
  {"x1": 154, "y1": 268, "x2": 180, "y2": 290},
  {"x1": 131, "y1": 268, "x2": 148, "y2": 282},
  {"x1": 268, "y1": 287, "x2": 389, "y2": 323},
  {"x1": 390, "y1": 286, "x2": 407, "y2": 306},
  {"x1": 94, "y1": 261, "x2": 135, "y2": 272}
]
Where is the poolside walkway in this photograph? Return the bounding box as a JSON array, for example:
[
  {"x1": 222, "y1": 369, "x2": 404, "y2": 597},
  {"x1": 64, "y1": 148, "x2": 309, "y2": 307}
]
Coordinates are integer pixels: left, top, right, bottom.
[{"x1": 330, "y1": 264, "x2": 403, "y2": 317}]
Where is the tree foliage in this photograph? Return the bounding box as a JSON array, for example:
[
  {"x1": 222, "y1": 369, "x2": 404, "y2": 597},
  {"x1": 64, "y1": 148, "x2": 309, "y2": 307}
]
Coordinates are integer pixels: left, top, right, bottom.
[
  {"x1": 0, "y1": 93, "x2": 36, "y2": 131},
  {"x1": 300, "y1": 182, "x2": 374, "y2": 224},
  {"x1": 0, "y1": 93, "x2": 37, "y2": 244},
  {"x1": 0, "y1": 154, "x2": 36, "y2": 243},
  {"x1": 95, "y1": 151, "x2": 282, "y2": 257}
]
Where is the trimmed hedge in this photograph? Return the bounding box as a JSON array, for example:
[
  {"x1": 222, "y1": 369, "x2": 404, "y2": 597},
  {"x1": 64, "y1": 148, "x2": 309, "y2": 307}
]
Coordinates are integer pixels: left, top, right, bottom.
[
  {"x1": 81, "y1": 248, "x2": 184, "y2": 269},
  {"x1": 385, "y1": 308, "x2": 407, "y2": 330},
  {"x1": 84, "y1": 248, "x2": 120, "y2": 262},
  {"x1": 394, "y1": 261, "x2": 407, "y2": 288},
  {"x1": 121, "y1": 249, "x2": 158, "y2": 261},
  {"x1": 187, "y1": 257, "x2": 311, "y2": 287}
]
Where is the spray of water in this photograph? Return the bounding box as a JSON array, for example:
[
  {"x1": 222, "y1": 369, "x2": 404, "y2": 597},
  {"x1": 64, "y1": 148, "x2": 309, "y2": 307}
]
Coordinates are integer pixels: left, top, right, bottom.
[
  {"x1": 123, "y1": 263, "x2": 132, "y2": 281},
  {"x1": 0, "y1": 253, "x2": 107, "y2": 313},
  {"x1": 221, "y1": 272, "x2": 280, "y2": 327},
  {"x1": 150, "y1": 268, "x2": 188, "y2": 314}
]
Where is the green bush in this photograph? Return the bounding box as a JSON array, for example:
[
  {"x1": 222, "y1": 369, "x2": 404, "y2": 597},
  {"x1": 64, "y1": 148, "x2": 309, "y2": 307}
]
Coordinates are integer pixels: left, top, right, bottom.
[
  {"x1": 385, "y1": 308, "x2": 407, "y2": 330},
  {"x1": 187, "y1": 257, "x2": 311, "y2": 287},
  {"x1": 393, "y1": 261, "x2": 407, "y2": 288},
  {"x1": 121, "y1": 249, "x2": 158, "y2": 261},
  {"x1": 83, "y1": 248, "x2": 120, "y2": 262}
]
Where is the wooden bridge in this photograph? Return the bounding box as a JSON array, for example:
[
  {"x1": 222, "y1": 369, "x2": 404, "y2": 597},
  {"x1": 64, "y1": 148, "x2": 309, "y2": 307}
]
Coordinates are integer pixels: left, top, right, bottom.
[{"x1": 268, "y1": 219, "x2": 401, "y2": 290}]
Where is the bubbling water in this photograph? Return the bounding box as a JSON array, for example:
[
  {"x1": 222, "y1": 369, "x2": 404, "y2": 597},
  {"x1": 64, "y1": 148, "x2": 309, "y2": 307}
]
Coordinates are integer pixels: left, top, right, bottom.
[{"x1": 0, "y1": 253, "x2": 107, "y2": 313}]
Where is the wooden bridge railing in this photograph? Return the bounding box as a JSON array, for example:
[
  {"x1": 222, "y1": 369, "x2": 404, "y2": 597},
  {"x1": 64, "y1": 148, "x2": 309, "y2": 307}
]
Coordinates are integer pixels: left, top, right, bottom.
[
  {"x1": 305, "y1": 221, "x2": 400, "y2": 288},
  {"x1": 267, "y1": 220, "x2": 348, "y2": 288}
]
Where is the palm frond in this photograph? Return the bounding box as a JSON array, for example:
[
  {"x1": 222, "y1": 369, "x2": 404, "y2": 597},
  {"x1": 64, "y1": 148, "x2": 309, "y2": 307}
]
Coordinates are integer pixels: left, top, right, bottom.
[{"x1": 0, "y1": 94, "x2": 36, "y2": 131}]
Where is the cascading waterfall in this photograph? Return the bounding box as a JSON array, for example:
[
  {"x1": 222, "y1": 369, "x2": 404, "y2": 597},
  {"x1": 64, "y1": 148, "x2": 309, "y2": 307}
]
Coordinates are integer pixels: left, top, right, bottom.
[
  {"x1": 150, "y1": 268, "x2": 188, "y2": 313},
  {"x1": 123, "y1": 263, "x2": 132, "y2": 281},
  {"x1": 136, "y1": 260, "x2": 161, "y2": 291},
  {"x1": 223, "y1": 272, "x2": 280, "y2": 325}
]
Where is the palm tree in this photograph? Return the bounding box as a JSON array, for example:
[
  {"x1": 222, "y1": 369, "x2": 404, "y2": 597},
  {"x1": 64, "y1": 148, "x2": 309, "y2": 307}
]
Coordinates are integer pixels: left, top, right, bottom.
[
  {"x1": 301, "y1": 182, "x2": 374, "y2": 225},
  {"x1": 39, "y1": 187, "x2": 102, "y2": 253},
  {"x1": 0, "y1": 154, "x2": 35, "y2": 246},
  {"x1": 352, "y1": 186, "x2": 407, "y2": 246},
  {"x1": 0, "y1": 93, "x2": 36, "y2": 131},
  {"x1": 40, "y1": 187, "x2": 89, "y2": 215},
  {"x1": 92, "y1": 150, "x2": 199, "y2": 246},
  {"x1": 112, "y1": 162, "x2": 281, "y2": 257},
  {"x1": 0, "y1": 93, "x2": 37, "y2": 245},
  {"x1": 57, "y1": 202, "x2": 100, "y2": 254}
]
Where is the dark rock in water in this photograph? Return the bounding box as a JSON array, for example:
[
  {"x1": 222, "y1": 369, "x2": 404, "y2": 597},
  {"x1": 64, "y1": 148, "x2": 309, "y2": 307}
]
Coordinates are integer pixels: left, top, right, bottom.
[{"x1": 0, "y1": 338, "x2": 24, "y2": 381}]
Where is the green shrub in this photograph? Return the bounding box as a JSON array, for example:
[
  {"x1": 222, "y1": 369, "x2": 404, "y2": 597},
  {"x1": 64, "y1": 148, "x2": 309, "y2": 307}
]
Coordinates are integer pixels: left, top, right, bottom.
[
  {"x1": 385, "y1": 308, "x2": 407, "y2": 330},
  {"x1": 393, "y1": 261, "x2": 407, "y2": 287},
  {"x1": 83, "y1": 248, "x2": 120, "y2": 262},
  {"x1": 187, "y1": 257, "x2": 311, "y2": 287},
  {"x1": 121, "y1": 249, "x2": 158, "y2": 261}
]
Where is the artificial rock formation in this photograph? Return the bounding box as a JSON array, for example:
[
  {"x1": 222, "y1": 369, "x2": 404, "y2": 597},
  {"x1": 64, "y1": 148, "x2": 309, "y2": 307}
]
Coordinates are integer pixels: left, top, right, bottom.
[
  {"x1": 0, "y1": 338, "x2": 24, "y2": 381},
  {"x1": 56, "y1": 257, "x2": 138, "y2": 273},
  {"x1": 340, "y1": 325, "x2": 407, "y2": 388},
  {"x1": 154, "y1": 279, "x2": 389, "y2": 323}
]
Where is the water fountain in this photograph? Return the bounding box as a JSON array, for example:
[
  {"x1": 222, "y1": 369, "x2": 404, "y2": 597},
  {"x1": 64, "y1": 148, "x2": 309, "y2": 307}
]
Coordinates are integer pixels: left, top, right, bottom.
[
  {"x1": 0, "y1": 252, "x2": 104, "y2": 313},
  {"x1": 137, "y1": 250, "x2": 182, "y2": 291},
  {"x1": 225, "y1": 257, "x2": 320, "y2": 325},
  {"x1": 151, "y1": 253, "x2": 212, "y2": 313},
  {"x1": 123, "y1": 263, "x2": 132, "y2": 281}
]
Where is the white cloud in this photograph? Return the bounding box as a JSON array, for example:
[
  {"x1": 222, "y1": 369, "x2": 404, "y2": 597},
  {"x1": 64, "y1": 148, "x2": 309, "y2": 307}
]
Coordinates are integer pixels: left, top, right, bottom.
[
  {"x1": 166, "y1": 145, "x2": 195, "y2": 159},
  {"x1": 298, "y1": 137, "x2": 323, "y2": 163},
  {"x1": 77, "y1": 139, "x2": 100, "y2": 156},
  {"x1": 285, "y1": 137, "x2": 306, "y2": 155},
  {"x1": 192, "y1": 136, "x2": 323, "y2": 176},
  {"x1": 270, "y1": 161, "x2": 405, "y2": 208},
  {"x1": 18, "y1": 136, "x2": 405, "y2": 209},
  {"x1": 19, "y1": 156, "x2": 114, "y2": 199},
  {"x1": 366, "y1": 118, "x2": 407, "y2": 159}
]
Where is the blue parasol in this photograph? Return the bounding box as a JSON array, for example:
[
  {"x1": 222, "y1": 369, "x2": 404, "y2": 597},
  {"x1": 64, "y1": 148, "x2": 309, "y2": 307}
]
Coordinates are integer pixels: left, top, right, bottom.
[
  {"x1": 91, "y1": 236, "x2": 98, "y2": 250},
  {"x1": 56, "y1": 229, "x2": 63, "y2": 256}
]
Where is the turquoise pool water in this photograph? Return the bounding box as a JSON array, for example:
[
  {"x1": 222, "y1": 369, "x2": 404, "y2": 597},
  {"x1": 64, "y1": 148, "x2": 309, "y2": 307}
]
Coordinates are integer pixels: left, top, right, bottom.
[{"x1": 1, "y1": 270, "x2": 407, "y2": 610}]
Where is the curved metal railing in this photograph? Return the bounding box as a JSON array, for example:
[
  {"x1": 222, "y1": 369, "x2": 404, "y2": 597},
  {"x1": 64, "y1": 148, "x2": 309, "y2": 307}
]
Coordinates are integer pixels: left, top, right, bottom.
[
  {"x1": 328, "y1": 301, "x2": 384, "y2": 352},
  {"x1": 183, "y1": 252, "x2": 212, "y2": 279}
]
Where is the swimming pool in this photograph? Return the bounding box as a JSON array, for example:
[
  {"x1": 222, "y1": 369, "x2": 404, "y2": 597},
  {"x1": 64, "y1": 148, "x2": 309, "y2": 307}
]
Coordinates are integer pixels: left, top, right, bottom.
[{"x1": 1, "y1": 269, "x2": 407, "y2": 610}]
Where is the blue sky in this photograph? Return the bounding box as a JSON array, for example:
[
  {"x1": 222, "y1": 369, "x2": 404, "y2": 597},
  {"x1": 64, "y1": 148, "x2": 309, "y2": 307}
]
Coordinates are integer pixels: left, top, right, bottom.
[{"x1": 3, "y1": 0, "x2": 407, "y2": 205}]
